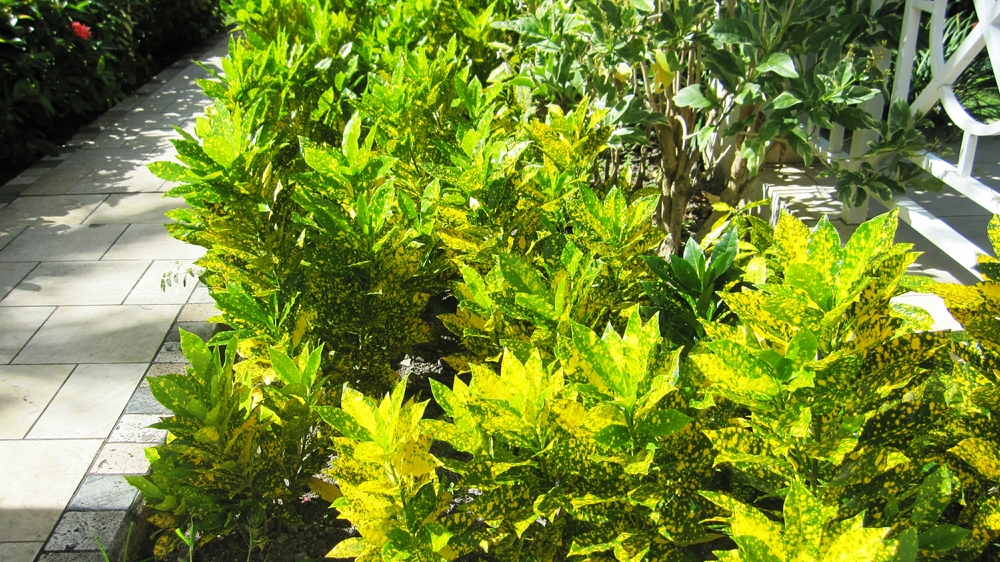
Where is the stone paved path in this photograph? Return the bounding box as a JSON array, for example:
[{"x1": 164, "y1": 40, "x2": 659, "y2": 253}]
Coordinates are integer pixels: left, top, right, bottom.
[{"x1": 0, "y1": 34, "x2": 229, "y2": 562}]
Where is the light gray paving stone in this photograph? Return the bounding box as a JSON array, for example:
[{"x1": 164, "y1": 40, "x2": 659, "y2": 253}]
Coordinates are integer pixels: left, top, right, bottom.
[
  {"x1": 102, "y1": 223, "x2": 205, "y2": 260},
  {"x1": 5, "y1": 175, "x2": 38, "y2": 185},
  {"x1": 68, "y1": 475, "x2": 139, "y2": 511},
  {"x1": 28, "y1": 364, "x2": 146, "y2": 439},
  {"x1": 0, "y1": 364, "x2": 73, "y2": 438},
  {"x1": 1, "y1": 261, "x2": 149, "y2": 306},
  {"x1": 144, "y1": 363, "x2": 187, "y2": 380},
  {"x1": 0, "y1": 224, "x2": 127, "y2": 262},
  {"x1": 0, "y1": 542, "x2": 43, "y2": 562},
  {"x1": 68, "y1": 166, "x2": 165, "y2": 194},
  {"x1": 90, "y1": 443, "x2": 151, "y2": 475},
  {"x1": 84, "y1": 193, "x2": 185, "y2": 224},
  {"x1": 154, "y1": 341, "x2": 185, "y2": 363},
  {"x1": 0, "y1": 261, "x2": 36, "y2": 300},
  {"x1": 0, "y1": 306, "x2": 53, "y2": 363},
  {"x1": 44, "y1": 510, "x2": 127, "y2": 553},
  {"x1": 0, "y1": 224, "x2": 26, "y2": 251},
  {"x1": 20, "y1": 168, "x2": 92, "y2": 196},
  {"x1": 0, "y1": 195, "x2": 107, "y2": 227},
  {"x1": 13, "y1": 305, "x2": 180, "y2": 364},
  {"x1": 59, "y1": 148, "x2": 151, "y2": 172},
  {"x1": 123, "y1": 260, "x2": 198, "y2": 305},
  {"x1": 124, "y1": 384, "x2": 171, "y2": 415},
  {"x1": 108, "y1": 414, "x2": 167, "y2": 443},
  {"x1": 188, "y1": 283, "x2": 214, "y2": 304},
  {"x1": 0, "y1": 439, "x2": 102, "y2": 541},
  {"x1": 166, "y1": 321, "x2": 216, "y2": 342},
  {"x1": 178, "y1": 302, "x2": 219, "y2": 322}
]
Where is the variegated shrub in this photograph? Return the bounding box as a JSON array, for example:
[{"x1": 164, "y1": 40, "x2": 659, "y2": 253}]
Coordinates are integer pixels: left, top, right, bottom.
[
  {"x1": 425, "y1": 308, "x2": 720, "y2": 560},
  {"x1": 128, "y1": 331, "x2": 331, "y2": 556}
]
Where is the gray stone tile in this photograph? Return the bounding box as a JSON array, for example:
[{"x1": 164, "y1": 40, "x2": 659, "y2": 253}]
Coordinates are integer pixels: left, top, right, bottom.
[
  {"x1": 1, "y1": 261, "x2": 149, "y2": 306},
  {"x1": 68, "y1": 475, "x2": 139, "y2": 511},
  {"x1": 13, "y1": 305, "x2": 180, "y2": 364},
  {"x1": 108, "y1": 414, "x2": 167, "y2": 443},
  {"x1": 0, "y1": 542, "x2": 43, "y2": 562},
  {"x1": 144, "y1": 363, "x2": 187, "y2": 380},
  {"x1": 166, "y1": 321, "x2": 216, "y2": 342},
  {"x1": 0, "y1": 195, "x2": 107, "y2": 227},
  {"x1": 20, "y1": 168, "x2": 92, "y2": 196},
  {"x1": 154, "y1": 341, "x2": 185, "y2": 364},
  {"x1": 123, "y1": 260, "x2": 198, "y2": 305},
  {"x1": 0, "y1": 224, "x2": 127, "y2": 262},
  {"x1": 0, "y1": 439, "x2": 102, "y2": 541},
  {"x1": 102, "y1": 223, "x2": 204, "y2": 260},
  {"x1": 90, "y1": 443, "x2": 151, "y2": 475},
  {"x1": 178, "y1": 302, "x2": 219, "y2": 322},
  {"x1": 187, "y1": 282, "x2": 214, "y2": 304},
  {"x1": 28, "y1": 364, "x2": 146, "y2": 439},
  {"x1": 0, "y1": 364, "x2": 73, "y2": 438},
  {"x1": 124, "y1": 384, "x2": 171, "y2": 415},
  {"x1": 0, "y1": 306, "x2": 53, "y2": 363},
  {"x1": 59, "y1": 148, "x2": 151, "y2": 172},
  {"x1": 0, "y1": 261, "x2": 36, "y2": 300},
  {"x1": 84, "y1": 193, "x2": 186, "y2": 224},
  {"x1": 44, "y1": 510, "x2": 127, "y2": 553},
  {"x1": 0, "y1": 224, "x2": 26, "y2": 251},
  {"x1": 68, "y1": 166, "x2": 165, "y2": 194}
]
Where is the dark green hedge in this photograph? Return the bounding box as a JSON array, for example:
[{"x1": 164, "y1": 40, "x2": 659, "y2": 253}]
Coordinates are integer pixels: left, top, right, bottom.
[{"x1": 0, "y1": 0, "x2": 224, "y2": 165}]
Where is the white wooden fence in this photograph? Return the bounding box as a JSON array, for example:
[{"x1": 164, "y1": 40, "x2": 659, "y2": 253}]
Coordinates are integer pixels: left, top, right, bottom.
[{"x1": 810, "y1": 0, "x2": 1000, "y2": 280}]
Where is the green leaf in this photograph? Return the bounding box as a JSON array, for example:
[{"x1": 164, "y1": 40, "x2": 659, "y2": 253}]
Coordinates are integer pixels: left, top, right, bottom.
[
  {"x1": 711, "y1": 18, "x2": 755, "y2": 44},
  {"x1": 673, "y1": 85, "x2": 713, "y2": 109},
  {"x1": 124, "y1": 475, "x2": 165, "y2": 500},
  {"x1": 498, "y1": 253, "x2": 548, "y2": 296},
  {"x1": 405, "y1": 482, "x2": 437, "y2": 530},
  {"x1": 179, "y1": 329, "x2": 213, "y2": 377},
  {"x1": 630, "y1": 0, "x2": 655, "y2": 12},
  {"x1": 147, "y1": 161, "x2": 192, "y2": 182},
  {"x1": 636, "y1": 408, "x2": 692, "y2": 440},
  {"x1": 771, "y1": 91, "x2": 800, "y2": 109},
  {"x1": 268, "y1": 348, "x2": 302, "y2": 386},
  {"x1": 202, "y1": 136, "x2": 239, "y2": 169},
  {"x1": 918, "y1": 524, "x2": 970, "y2": 552},
  {"x1": 757, "y1": 53, "x2": 799, "y2": 78},
  {"x1": 315, "y1": 405, "x2": 372, "y2": 441}
]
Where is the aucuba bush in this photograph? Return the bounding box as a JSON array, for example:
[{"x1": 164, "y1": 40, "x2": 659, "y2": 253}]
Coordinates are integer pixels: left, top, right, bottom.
[{"x1": 139, "y1": 0, "x2": 1000, "y2": 558}]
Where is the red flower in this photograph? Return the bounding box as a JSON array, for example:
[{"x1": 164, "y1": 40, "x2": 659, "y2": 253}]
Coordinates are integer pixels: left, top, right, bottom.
[{"x1": 71, "y1": 21, "x2": 91, "y2": 41}]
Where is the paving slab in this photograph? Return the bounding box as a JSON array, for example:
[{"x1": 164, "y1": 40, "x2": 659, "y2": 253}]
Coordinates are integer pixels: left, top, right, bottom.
[
  {"x1": 68, "y1": 475, "x2": 139, "y2": 512},
  {"x1": 1, "y1": 261, "x2": 150, "y2": 306},
  {"x1": 44, "y1": 511, "x2": 128, "y2": 553},
  {"x1": 0, "y1": 261, "x2": 37, "y2": 300},
  {"x1": 90, "y1": 442, "x2": 152, "y2": 475},
  {"x1": 103, "y1": 223, "x2": 205, "y2": 260},
  {"x1": 20, "y1": 169, "x2": 92, "y2": 196},
  {"x1": 0, "y1": 307, "x2": 54, "y2": 363},
  {"x1": 0, "y1": 365, "x2": 74, "y2": 438},
  {"x1": 0, "y1": 439, "x2": 103, "y2": 542},
  {"x1": 0, "y1": 224, "x2": 127, "y2": 262},
  {"x1": 0, "y1": 195, "x2": 106, "y2": 227},
  {"x1": 13, "y1": 305, "x2": 180, "y2": 364},
  {"x1": 0, "y1": 543, "x2": 44, "y2": 562},
  {"x1": 83, "y1": 193, "x2": 185, "y2": 224},
  {"x1": 107, "y1": 414, "x2": 167, "y2": 444},
  {"x1": 123, "y1": 259, "x2": 198, "y2": 305},
  {"x1": 28, "y1": 364, "x2": 146, "y2": 439}
]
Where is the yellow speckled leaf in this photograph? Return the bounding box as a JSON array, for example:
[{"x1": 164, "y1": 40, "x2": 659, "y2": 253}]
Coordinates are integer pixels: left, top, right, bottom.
[{"x1": 949, "y1": 438, "x2": 1000, "y2": 480}]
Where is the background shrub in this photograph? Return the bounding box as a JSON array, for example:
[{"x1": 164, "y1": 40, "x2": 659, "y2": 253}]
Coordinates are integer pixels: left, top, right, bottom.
[{"x1": 0, "y1": 0, "x2": 224, "y2": 166}]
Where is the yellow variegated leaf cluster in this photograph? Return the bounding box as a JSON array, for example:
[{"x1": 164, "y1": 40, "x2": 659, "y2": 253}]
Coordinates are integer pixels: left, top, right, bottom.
[
  {"x1": 316, "y1": 381, "x2": 477, "y2": 561},
  {"x1": 426, "y1": 308, "x2": 713, "y2": 560}
]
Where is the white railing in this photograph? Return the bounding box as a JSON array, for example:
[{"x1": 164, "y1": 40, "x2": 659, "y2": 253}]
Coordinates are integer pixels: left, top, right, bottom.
[{"x1": 810, "y1": 0, "x2": 1000, "y2": 280}]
